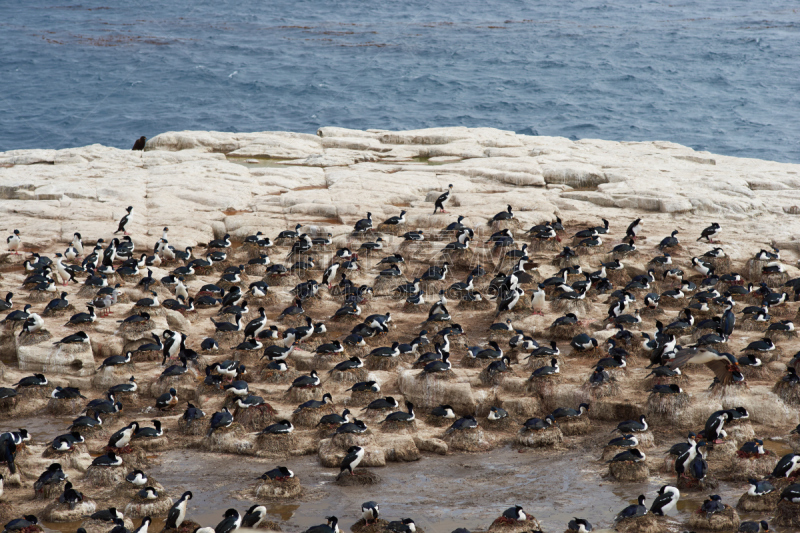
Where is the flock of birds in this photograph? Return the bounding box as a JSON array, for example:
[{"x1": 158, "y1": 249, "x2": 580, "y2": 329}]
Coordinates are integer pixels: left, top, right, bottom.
[{"x1": 1, "y1": 181, "x2": 800, "y2": 533}]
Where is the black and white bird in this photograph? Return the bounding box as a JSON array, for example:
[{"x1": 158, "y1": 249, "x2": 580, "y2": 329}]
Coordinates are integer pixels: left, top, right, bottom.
[
  {"x1": 649, "y1": 485, "x2": 679, "y2": 516},
  {"x1": 114, "y1": 206, "x2": 134, "y2": 236},
  {"x1": 433, "y1": 184, "x2": 453, "y2": 214},
  {"x1": 165, "y1": 491, "x2": 193, "y2": 529},
  {"x1": 340, "y1": 445, "x2": 365, "y2": 475}
]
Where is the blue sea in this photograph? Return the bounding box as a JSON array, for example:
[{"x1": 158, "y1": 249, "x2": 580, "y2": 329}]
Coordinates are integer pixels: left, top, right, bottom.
[{"x1": 2, "y1": 1, "x2": 799, "y2": 162}]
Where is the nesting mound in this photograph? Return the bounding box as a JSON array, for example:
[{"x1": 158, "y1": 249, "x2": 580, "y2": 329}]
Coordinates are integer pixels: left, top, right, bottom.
[
  {"x1": 286, "y1": 386, "x2": 321, "y2": 404},
  {"x1": 347, "y1": 389, "x2": 381, "y2": 407},
  {"x1": 255, "y1": 432, "x2": 297, "y2": 456},
  {"x1": 720, "y1": 453, "x2": 777, "y2": 481},
  {"x1": 234, "y1": 403, "x2": 276, "y2": 431},
  {"x1": 645, "y1": 392, "x2": 691, "y2": 425},
  {"x1": 125, "y1": 493, "x2": 174, "y2": 519},
  {"x1": 329, "y1": 367, "x2": 369, "y2": 384},
  {"x1": 686, "y1": 505, "x2": 739, "y2": 532},
  {"x1": 487, "y1": 515, "x2": 543, "y2": 533},
  {"x1": 336, "y1": 469, "x2": 381, "y2": 486},
  {"x1": 201, "y1": 423, "x2": 254, "y2": 455},
  {"x1": 43, "y1": 499, "x2": 98, "y2": 522},
  {"x1": 81, "y1": 518, "x2": 134, "y2": 533},
  {"x1": 292, "y1": 406, "x2": 334, "y2": 428},
  {"x1": 444, "y1": 428, "x2": 491, "y2": 452},
  {"x1": 42, "y1": 444, "x2": 93, "y2": 472},
  {"x1": 775, "y1": 498, "x2": 800, "y2": 528},
  {"x1": 608, "y1": 461, "x2": 649, "y2": 482},
  {"x1": 45, "y1": 397, "x2": 85, "y2": 416},
  {"x1": 736, "y1": 491, "x2": 779, "y2": 512},
  {"x1": 677, "y1": 475, "x2": 719, "y2": 492},
  {"x1": 178, "y1": 416, "x2": 206, "y2": 436},
  {"x1": 614, "y1": 513, "x2": 663, "y2": 533},
  {"x1": 18, "y1": 329, "x2": 52, "y2": 346},
  {"x1": 34, "y1": 479, "x2": 66, "y2": 499},
  {"x1": 255, "y1": 475, "x2": 304, "y2": 498},
  {"x1": 515, "y1": 427, "x2": 563, "y2": 448},
  {"x1": 366, "y1": 355, "x2": 401, "y2": 371},
  {"x1": 773, "y1": 380, "x2": 800, "y2": 406},
  {"x1": 557, "y1": 417, "x2": 591, "y2": 436},
  {"x1": 551, "y1": 298, "x2": 591, "y2": 316},
  {"x1": 160, "y1": 519, "x2": 202, "y2": 533},
  {"x1": 83, "y1": 464, "x2": 125, "y2": 486},
  {"x1": 131, "y1": 435, "x2": 170, "y2": 452}
]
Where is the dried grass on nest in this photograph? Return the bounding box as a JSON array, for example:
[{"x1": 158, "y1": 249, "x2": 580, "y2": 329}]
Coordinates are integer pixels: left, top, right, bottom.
[
  {"x1": 330, "y1": 367, "x2": 369, "y2": 383},
  {"x1": 331, "y1": 431, "x2": 375, "y2": 449},
  {"x1": 178, "y1": 417, "x2": 206, "y2": 436},
  {"x1": 516, "y1": 427, "x2": 563, "y2": 448},
  {"x1": 255, "y1": 475, "x2": 303, "y2": 498},
  {"x1": 549, "y1": 323, "x2": 582, "y2": 340},
  {"x1": 686, "y1": 504, "x2": 739, "y2": 532},
  {"x1": 126, "y1": 305, "x2": 166, "y2": 318},
  {"x1": 151, "y1": 373, "x2": 198, "y2": 399},
  {"x1": 43, "y1": 303, "x2": 75, "y2": 317},
  {"x1": 1, "y1": 394, "x2": 19, "y2": 413},
  {"x1": 292, "y1": 406, "x2": 334, "y2": 428},
  {"x1": 645, "y1": 392, "x2": 691, "y2": 424},
  {"x1": 15, "y1": 385, "x2": 53, "y2": 400},
  {"x1": 249, "y1": 291, "x2": 278, "y2": 307},
  {"x1": 264, "y1": 273, "x2": 297, "y2": 287},
  {"x1": 380, "y1": 419, "x2": 416, "y2": 434},
  {"x1": 738, "y1": 319, "x2": 769, "y2": 332},
  {"x1": 613, "y1": 513, "x2": 663, "y2": 533},
  {"x1": 125, "y1": 494, "x2": 174, "y2": 519},
  {"x1": 529, "y1": 239, "x2": 561, "y2": 253},
  {"x1": 736, "y1": 491, "x2": 779, "y2": 512},
  {"x1": 160, "y1": 520, "x2": 203, "y2": 533},
  {"x1": 131, "y1": 435, "x2": 170, "y2": 452},
  {"x1": 280, "y1": 314, "x2": 310, "y2": 328},
  {"x1": 556, "y1": 417, "x2": 591, "y2": 436},
  {"x1": 766, "y1": 328, "x2": 797, "y2": 342},
  {"x1": 234, "y1": 403, "x2": 276, "y2": 431},
  {"x1": 608, "y1": 461, "x2": 649, "y2": 482},
  {"x1": 43, "y1": 499, "x2": 98, "y2": 522},
  {"x1": 45, "y1": 397, "x2": 85, "y2": 416},
  {"x1": 347, "y1": 389, "x2": 381, "y2": 407},
  {"x1": 456, "y1": 298, "x2": 493, "y2": 311},
  {"x1": 773, "y1": 380, "x2": 800, "y2": 406},
  {"x1": 17, "y1": 328, "x2": 52, "y2": 346},
  {"x1": 705, "y1": 255, "x2": 732, "y2": 275},
  {"x1": 34, "y1": 478, "x2": 66, "y2": 499},
  {"x1": 201, "y1": 423, "x2": 254, "y2": 455},
  {"x1": 488, "y1": 516, "x2": 543, "y2": 533},
  {"x1": 244, "y1": 264, "x2": 267, "y2": 276},
  {"x1": 286, "y1": 386, "x2": 321, "y2": 404},
  {"x1": 720, "y1": 452, "x2": 777, "y2": 481},
  {"x1": 28, "y1": 290, "x2": 58, "y2": 303},
  {"x1": 351, "y1": 518, "x2": 390, "y2": 533},
  {"x1": 478, "y1": 368, "x2": 511, "y2": 387},
  {"x1": 255, "y1": 432, "x2": 296, "y2": 456},
  {"x1": 579, "y1": 380, "x2": 620, "y2": 400},
  {"x1": 213, "y1": 330, "x2": 244, "y2": 347},
  {"x1": 742, "y1": 364, "x2": 779, "y2": 381},
  {"x1": 526, "y1": 375, "x2": 562, "y2": 397},
  {"x1": 676, "y1": 474, "x2": 719, "y2": 492},
  {"x1": 83, "y1": 464, "x2": 125, "y2": 486},
  {"x1": 444, "y1": 428, "x2": 491, "y2": 452},
  {"x1": 336, "y1": 470, "x2": 381, "y2": 485},
  {"x1": 81, "y1": 518, "x2": 134, "y2": 533},
  {"x1": 366, "y1": 355, "x2": 401, "y2": 371},
  {"x1": 258, "y1": 367, "x2": 298, "y2": 384},
  {"x1": 373, "y1": 275, "x2": 406, "y2": 296}
]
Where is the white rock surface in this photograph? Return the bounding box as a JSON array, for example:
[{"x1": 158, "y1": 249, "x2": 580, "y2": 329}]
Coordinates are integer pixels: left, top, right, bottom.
[{"x1": 2, "y1": 126, "x2": 800, "y2": 260}]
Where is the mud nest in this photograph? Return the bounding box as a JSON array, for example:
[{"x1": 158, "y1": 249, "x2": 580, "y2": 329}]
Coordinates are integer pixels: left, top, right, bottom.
[
  {"x1": 81, "y1": 518, "x2": 134, "y2": 533},
  {"x1": 677, "y1": 475, "x2": 719, "y2": 492},
  {"x1": 124, "y1": 494, "x2": 174, "y2": 519},
  {"x1": 773, "y1": 380, "x2": 800, "y2": 406},
  {"x1": 257, "y1": 367, "x2": 298, "y2": 384},
  {"x1": 549, "y1": 323, "x2": 582, "y2": 340},
  {"x1": 479, "y1": 368, "x2": 511, "y2": 387},
  {"x1": 721, "y1": 453, "x2": 777, "y2": 482},
  {"x1": 686, "y1": 504, "x2": 739, "y2": 532},
  {"x1": 160, "y1": 520, "x2": 203, "y2": 533},
  {"x1": 579, "y1": 380, "x2": 620, "y2": 400},
  {"x1": 83, "y1": 464, "x2": 126, "y2": 487},
  {"x1": 366, "y1": 356, "x2": 401, "y2": 372},
  {"x1": 336, "y1": 469, "x2": 381, "y2": 486},
  {"x1": 525, "y1": 375, "x2": 562, "y2": 398},
  {"x1": 379, "y1": 420, "x2": 416, "y2": 434},
  {"x1": 557, "y1": 417, "x2": 591, "y2": 436},
  {"x1": 516, "y1": 427, "x2": 563, "y2": 448},
  {"x1": 234, "y1": 403, "x2": 276, "y2": 431},
  {"x1": 443, "y1": 428, "x2": 490, "y2": 452},
  {"x1": 34, "y1": 479, "x2": 66, "y2": 500},
  {"x1": 644, "y1": 392, "x2": 691, "y2": 425},
  {"x1": 292, "y1": 406, "x2": 334, "y2": 428},
  {"x1": 131, "y1": 435, "x2": 170, "y2": 452},
  {"x1": 488, "y1": 515, "x2": 543, "y2": 533},
  {"x1": 255, "y1": 475, "x2": 304, "y2": 498},
  {"x1": 351, "y1": 519, "x2": 390, "y2": 533},
  {"x1": 460, "y1": 356, "x2": 488, "y2": 369},
  {"x1": 608, "y1": 461, "x2": 649, "y2": 482},
  {"x1": 255, "y1": 432, "x2": 297, "y2": 456},
  {"x1": 42, "y1": 444, "x2": 92, "y2": 471},
  {"x1": 43, "y1": 499, "x2": 98, "y2": 522},
  {"x1": 736, "y1": 490, "x2": 779, "y2": 512},
  {"x1": 330, "y1": 368, "x2": 369, "y2": 384},
  {"x1": 178, "y1": 416, "x2": 206, "y2": 436},
  {"x1": 43, "y1": 303, "x2": 75, "y2": 317},
  {"x1": 347, "y1": 389, "x2": 381, "y2": 407},
  {"x1": 202, "y1": 423, "x2": 253, "y2": 455},
  {"x1": 286, "y1": 386, "x2": 321, "y2": 404},
  {"x1": 18, "y1": 328, "x2": 52, "y2": 346},
  {"x1": 614, "y1": 513, "x2": 663, "y2": 533},
  {"x1": 457, "y1": 298, "x2": 493, "y2": 311},
  {"x1": 45, "y1": 397, "x2": 85, "y2": 416},
  {"x1": 551, "y1": 298, "x2": 591, "y2": 316}
]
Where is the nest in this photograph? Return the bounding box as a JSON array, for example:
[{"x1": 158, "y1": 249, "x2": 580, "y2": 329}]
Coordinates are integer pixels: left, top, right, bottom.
[
  {"x1": 213, "y1": 330, "x2": 244, "y2": 348},
  {"x1": 457, "y1": 298, "x2": 493, "y2": 311},
  {"x1": 286, "y1": 386, "x2": 321, "y2": 404},
  {"x1": 83, "y1": 464, "x2": 126, "y2": 487},
  {"x1": 336, "y1": 469, "x2": 381, "y2": 485},
  {"x1": 720, "y1": 452, "x2": 777, "y2": 481},
  {"x1": 488, "y1": 516, "x2": 543, "y2": 533},
  {"x1": 126, "y1": 305, "x2": 166, "y2": 318},
  {"x1": 258, "y1": 367, "x2": 298, "y2": 384},
  {"x1": 29, "y1": 290, "x2": 57, "y2": 303},
  {"x1": 202, "y1": 423, "x2": 254, "y2": 455},
  {"x1": 34, "y1": 479, "x2": 66, "y2": 499},
  {"x1": 380, "y1": 420, "x2": 416, "y2": 434},
  {"x1": 579, "y1": 380, "x2": 620, "y2": 400},
  {"x1": 549, "y1": 323, "x2": 582, "y2": 340},
  {"x1": 42, "y1": 444, "x2": 92, "y2": 471},
  {"x1": 43, "y1": 499, "x2": 98, "y2": 522},
  {"x1": 529, "y1": 239, "x2": 561, "y2": 253},
  {"x1": 124, "y1": 494, "x2": 174, "y2": 519},
  {"x1": 443, "y1": 428, "x2": 491, "y2": 452},
  {"x1": 608, "y1": 461, "x2": 649, "y2": 482},
  {"x1": 705, "y1": 255, "x2": 731, "y2": 275},
  {"x1": 178, "y1": 417, "x2": 206, "y2": 436},
  {"x1": 644, "y1": 392, "x2": 691, "y2": 425},
  {"x1": 81, "y1": 518, "x2": 134, "y2": 533},
  {"x1": 366, "y1": 356, "x2": 401, "y2": 371},
  {"x1": 255, "y1": 475, "x2": 304, "y2": 498},
  {"x1": 330, "y1": 368, "x2": 369, "y2": 384},
  {"x1": 131, "y1": 436, "x2": 170, "y2": 452},
  {"x1": 614, "y1": 513, "x2": 663, "y2": 533},
  {"x1": 249, "y1": 291, "x2": 278, "y2": 307},
  {"x1": 45, "y1": 397, "x2": 85, "y2": 416},
  {"x1": 686, "y1": 505, "x2": 739, "y2": 532},
  {"x1": 515, "y1": 427, "x2": 563, "y2": 448},
  {"x1": 18, "y1": 328, "x2": 52, "y2": 346},
  {"x1": 742, "y1": 364, "x2": 778, "y2": 381},
  {"x1": 347, "y1": 389, "x2": 381, "y2": 407},
  {"x1": 234, "y1": 403, "x2": 276, "y2": 431},
  {"x1": 255, "y1": 432, "x2": 297, "y2": 456},
  {"x1": 677, "y1": 475, "x2": 719, "y2": 492},
  {"x1": 479, "y1": 368, "x2": 511, "y2": 387},
  {"x1": 43, "y1": 303, "x2": 75, "y2": 317},
  {"x1": 161, "y1": 520, "x2": 202, "y2": 533},
  {"x1": 525, "y1": 375, "x2": 562, "y2": 398},
  {"x1": 460, "y1": 356, "x2": 487, "y2": 369},
  {"x1": 292, "y1": 405, "x2": 335, "y2": 428},
  {"x1": 557, "y1": 417, "x2": 591, "y2": 436},
  {"x1": 736, "y1": 491, "x2": 779, "y2": 512},
  {"x1": 773, "y1": 380, "x2": 800, "y2": 406}
]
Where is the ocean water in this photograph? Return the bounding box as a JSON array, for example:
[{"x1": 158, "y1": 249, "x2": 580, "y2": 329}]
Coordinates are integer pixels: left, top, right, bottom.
[{"x1": 2, "y1": 0, "x2": 799, "y2": 162}]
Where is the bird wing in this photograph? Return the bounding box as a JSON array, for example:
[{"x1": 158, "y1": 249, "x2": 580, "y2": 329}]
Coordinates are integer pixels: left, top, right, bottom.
[
  {"x1": 706, "y1": 359, "x2": 737, "y2": 384},
  {"x1": 666, "y1": 347, "x2": 703, "y2": 369}
]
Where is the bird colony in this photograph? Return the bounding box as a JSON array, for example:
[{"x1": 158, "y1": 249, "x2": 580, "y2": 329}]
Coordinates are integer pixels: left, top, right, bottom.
[{"x1": 1, "y1": 127, "x2": 800, "y2": 533}]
